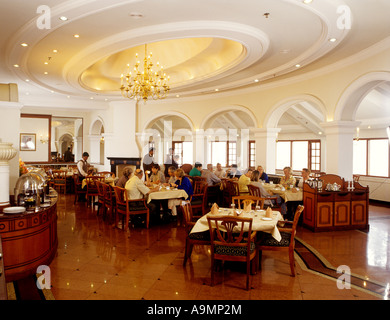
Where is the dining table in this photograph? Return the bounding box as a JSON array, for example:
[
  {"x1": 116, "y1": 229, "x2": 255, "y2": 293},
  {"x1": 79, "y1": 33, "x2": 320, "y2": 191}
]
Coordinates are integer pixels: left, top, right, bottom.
[
  {"x1": 262, "y1": 183, "x2": 303, "y2": 202},
  {"x1": 147, "y1": 187, "x2": 188, "y2": 203},
  {"x1": 190, "y1": 208, "x2": 283, "y2": 241}
]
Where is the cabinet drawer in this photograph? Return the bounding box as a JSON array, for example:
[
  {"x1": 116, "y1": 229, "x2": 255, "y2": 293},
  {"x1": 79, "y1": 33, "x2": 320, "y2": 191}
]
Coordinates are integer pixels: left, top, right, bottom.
[
  {"x1": 351, "y1": 192, "x2": 367, "y2": 201},
  {"x1": 317, "y1": 193, "x2": 334, "y2": 202},
  {"x1": 334, "y1": 192, "x2": 351, "y2": 201}
]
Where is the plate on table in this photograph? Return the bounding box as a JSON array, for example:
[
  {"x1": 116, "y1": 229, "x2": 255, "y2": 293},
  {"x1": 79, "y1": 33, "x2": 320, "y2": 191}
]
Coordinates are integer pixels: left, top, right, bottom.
[
  {"x1": 3, "y1": 206, "x2": 26, "y2": 214},
  {"x1": 40, "y1": 203, "x2": 51, "y2": 208},
  {"x1": 261, "y1": 217, "x2": 273, "y2": 221}
]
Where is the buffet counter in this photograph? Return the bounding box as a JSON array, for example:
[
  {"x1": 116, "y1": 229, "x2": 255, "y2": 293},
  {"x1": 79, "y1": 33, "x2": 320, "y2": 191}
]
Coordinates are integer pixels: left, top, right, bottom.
[{"x1": 0, "y1": 189, "x2": 58, "y2": 282}]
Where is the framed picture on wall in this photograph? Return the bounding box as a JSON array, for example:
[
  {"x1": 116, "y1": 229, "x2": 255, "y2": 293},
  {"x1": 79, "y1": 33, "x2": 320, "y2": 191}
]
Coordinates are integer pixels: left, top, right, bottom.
[{"x1": 20, "y1": 133, "x2": 36, "y2": 151}]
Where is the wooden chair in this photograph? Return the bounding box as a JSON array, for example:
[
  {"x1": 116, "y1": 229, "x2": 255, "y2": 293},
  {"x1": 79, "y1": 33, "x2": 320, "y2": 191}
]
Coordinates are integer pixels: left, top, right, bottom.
[
  {"x1": 113, "y1": 186, "x2": 149, "y2": 230},
  {"x1": 103, "y1": 184, "x2": 116, "y2": 223},
  {"x1": 181, "y1": 200, "x2": 210, "y2": 266},
  {"x1": 85, "y1": 176, "x2": 104, "y2": 207},
  {"x1": 180, "y1": 163, "x2": 193, "y2": 175},
  {"x1": 96, "y1": 180, "x2": 106, "y2": 216},
  {"x1": 220, "y1": 179, "x2": 231, "y2": 207},
  {"x1": 257, "y1": 205, "x2": 304, "y2": 276},
  {"x1": 190, "y1": 180, "x2": 208, "y2": 217},
  {"x1": 231, "y1": 195, "x2": 264, "y2": 210},
  {"x1": 73, "y1": 174, "x2": 87, "y2": 204},
  {"x1": 248, "y1": 184, "x2": 280, "y2": 211},
  {"x1": 207, "y1": 215, "x2": 257, "y2": 290},
  {"x1": 52, "y1": 170, "x2": 67, "y2": 194}
]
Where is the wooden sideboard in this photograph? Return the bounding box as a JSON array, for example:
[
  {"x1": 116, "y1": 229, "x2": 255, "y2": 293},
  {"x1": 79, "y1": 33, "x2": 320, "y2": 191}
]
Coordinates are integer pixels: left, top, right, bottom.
[
  {"x1": 0, "y1": 192, "x2": 58, "y2": 282},
  {"x1": 303, "y1": 176, "x2": 369, "y2": 232}
]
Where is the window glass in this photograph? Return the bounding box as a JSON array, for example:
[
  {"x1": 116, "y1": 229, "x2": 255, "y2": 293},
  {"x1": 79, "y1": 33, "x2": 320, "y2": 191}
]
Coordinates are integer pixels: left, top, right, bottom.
[
  {"x1": 369, "y1": 139, "x2": 389, "y2": 177},
  {"x1": 276, "y1": 141, "x2": 291, "y2": 169},
  {"x1": 292, "y1": 141, "x2": 308, "y2": 170},
  {"x1": 211, "y1": 142, "x2": 227, "y2": 166}
]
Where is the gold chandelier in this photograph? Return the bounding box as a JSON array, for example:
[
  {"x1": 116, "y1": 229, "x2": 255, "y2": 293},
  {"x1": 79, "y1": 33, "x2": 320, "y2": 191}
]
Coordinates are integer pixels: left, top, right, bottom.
[{"x1": 120, "y1": 44, "x2": 170, "y2": 102}]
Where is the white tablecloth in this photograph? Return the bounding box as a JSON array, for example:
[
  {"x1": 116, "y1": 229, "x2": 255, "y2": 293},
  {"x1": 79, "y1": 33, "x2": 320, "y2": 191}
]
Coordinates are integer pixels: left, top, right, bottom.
[
  {"x1": 190, "y1": 208, "x2": 283, "y2": 241},
  {"x1": 262, "y1": 184, "x2": 303, "y2": 202},
  {"x1": 147, "y1": 189, "x2": 188, "y2": 203}
]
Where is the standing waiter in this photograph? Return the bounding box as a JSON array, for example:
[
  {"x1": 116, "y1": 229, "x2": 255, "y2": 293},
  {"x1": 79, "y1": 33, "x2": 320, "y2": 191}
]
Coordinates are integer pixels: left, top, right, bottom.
[{"x1": 77, "y1": 152, "x2": 90, "y2": 181}]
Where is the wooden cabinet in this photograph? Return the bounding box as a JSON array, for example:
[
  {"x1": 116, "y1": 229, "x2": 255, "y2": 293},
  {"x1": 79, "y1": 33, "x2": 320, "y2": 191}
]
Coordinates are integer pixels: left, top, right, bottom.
[
  {"x1": 303, "y1": 175, "x2": 369, "y2": 232},
  {"x1": 0, "y1": 192, "x2": 58, "y2": 282}
]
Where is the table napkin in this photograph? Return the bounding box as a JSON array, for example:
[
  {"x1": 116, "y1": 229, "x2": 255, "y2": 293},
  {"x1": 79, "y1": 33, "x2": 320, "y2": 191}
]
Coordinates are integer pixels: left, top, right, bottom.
[
  {"x1": 265, "y1": 207, "x2": 273, "y2": 218},
  {"x1": 210, "y1": 203, "x2": 219, "y2": 215}
]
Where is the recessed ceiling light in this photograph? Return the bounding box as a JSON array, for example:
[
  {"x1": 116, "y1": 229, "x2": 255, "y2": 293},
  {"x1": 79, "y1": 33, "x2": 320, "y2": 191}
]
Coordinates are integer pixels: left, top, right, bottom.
[
  {"x1": 13, "y1": 64, "x2": 19, "y2": 68},
  {"x1": 329, "y1": 38, "x2": 337, "y2": 42},
  {"x1": 73, "y1": 34, "x2": 80, "y2": 38},
  {"x1": 254, "y1": 79, "x2": 259, "y2": 83},
  {"x1": 21, "y1": 43, "x2": 28, "y2": 47},
  {"x1": 44, "y1": 72, "x2": 48, "y2": 75},
  {"x1": 25, "y1": 79, "x2": 29, "y2": 82},
  {"x1": 53, "y1": 49, "x2": 58, "y2": 53},
  {"x1": 295, "y1": 64, "x2": 301, "y2": 68},
  {"x1": 215, "y1": 89, "x2": 219, "y2": 92},
  {"x1": 303, "y1": 0, "x2": 313, "y2": 4},
  {"x1": 44, "y1": 61, "x2": 49, "y2": 65},
  {"x1": 176, "y1": 95, "x2": 180, "y2": 98},
  {"x1": 59, "y1": 16, "x2": 68, "y2": 21}
]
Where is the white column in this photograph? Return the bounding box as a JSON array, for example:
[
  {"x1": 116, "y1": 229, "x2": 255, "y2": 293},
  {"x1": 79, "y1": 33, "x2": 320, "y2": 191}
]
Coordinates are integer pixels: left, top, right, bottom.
[
  {"x1": 322, "y1": 120, "x2": 360, "y2": 180},
  {"x1": 194, "y1": 129, "x2": 205, "y2": 165},
  {"x1": 0, "y1": 101, "x2": 22, "y2": 194},
  {"x1": 252, "y1": 128, "x2": 281, "y2": 174},
  {"x1": 108, "y1": 100, "x2": 139, "y2": 158},
  {"x1": 0, "y1": 140, "x2": 17, "y2": 206},
  {"x1": 88, "y1": 135, "x2": 101, "y2": 164}
]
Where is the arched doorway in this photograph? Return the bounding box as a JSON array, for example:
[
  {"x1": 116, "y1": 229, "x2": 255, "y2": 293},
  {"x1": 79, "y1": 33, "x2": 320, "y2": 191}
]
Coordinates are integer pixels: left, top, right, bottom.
[{"x1": 201, "y1": 106, "x2": 257, "y2": 169}]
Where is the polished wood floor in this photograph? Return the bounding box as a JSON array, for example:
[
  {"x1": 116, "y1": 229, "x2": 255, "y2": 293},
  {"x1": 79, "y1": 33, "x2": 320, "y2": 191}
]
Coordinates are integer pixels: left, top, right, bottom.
[{"x1": 49, "y1": 195, "x2": 390, "y2": 300}]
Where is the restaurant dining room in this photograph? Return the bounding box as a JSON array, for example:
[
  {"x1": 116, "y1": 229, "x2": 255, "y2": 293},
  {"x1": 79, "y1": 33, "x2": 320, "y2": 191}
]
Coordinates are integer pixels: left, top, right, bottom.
[{"x1": 1, "y1": 0, "x2": 390, "y2": 309}]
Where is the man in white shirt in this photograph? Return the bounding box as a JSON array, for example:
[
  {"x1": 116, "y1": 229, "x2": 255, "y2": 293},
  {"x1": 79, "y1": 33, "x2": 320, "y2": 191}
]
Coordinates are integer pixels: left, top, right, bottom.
[
  {"x1": 125, "y1": 169, "x2": 162, "y2": 224},
  {"x1": 77, "y1": 152, "x2": 90, "y2": 180}
]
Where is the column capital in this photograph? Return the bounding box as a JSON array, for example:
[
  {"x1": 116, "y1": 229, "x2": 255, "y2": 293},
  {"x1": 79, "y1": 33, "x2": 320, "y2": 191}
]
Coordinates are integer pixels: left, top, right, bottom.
[
  {"x1": 321, "y1": 120, "x2": 361, "y2": 135},
  {"x1": 251, "y1": 127, "x2": 281, "y2": 138}
]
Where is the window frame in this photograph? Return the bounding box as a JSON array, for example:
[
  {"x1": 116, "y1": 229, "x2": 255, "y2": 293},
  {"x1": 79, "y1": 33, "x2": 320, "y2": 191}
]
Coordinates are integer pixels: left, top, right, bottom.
[
  {"x1": 353, "y1": 137, "x2": 390, "y2": 178},
  {"x1": 276, "y1": 139, "x2": 322, "y2": 173}
]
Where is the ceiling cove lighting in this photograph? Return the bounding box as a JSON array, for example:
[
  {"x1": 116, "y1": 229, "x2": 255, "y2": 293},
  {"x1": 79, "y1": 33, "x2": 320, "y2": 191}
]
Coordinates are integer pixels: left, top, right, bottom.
[{"x1": 120, "y1": 44, "x2": 170, "y2": 102}]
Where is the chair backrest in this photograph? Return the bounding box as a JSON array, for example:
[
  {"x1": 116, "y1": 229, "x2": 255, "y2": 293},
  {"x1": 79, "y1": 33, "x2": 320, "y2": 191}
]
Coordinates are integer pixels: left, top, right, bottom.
[
  {"x1": 180, "y1": 200, "x2": 194, "y2": 233},
  {"x1": 287, "y1": 205, "x2": 304, "y2": 246},
  {"x1": 113, "y1": 186, "x2": 128, "y2": 215},
  {"x1": 52, "y1": 170, "x2": 66, "y2": 179},
  {"x1": 227, "y1": 180, "x2": 240, "y2": 197},
  {"x1": 248, "y1": 184, "x2": 261, "y2": 197},
  {"x1": 96, "y1": 180, "x2": 105, "y2": 198},
  {"x1": 85, "y1": 176, "x2": 104, "y2": 190},
  {"x1": 180, "y1": 164, "x2": 193, "y2": 174},
  {"x1": 193, "y1": 180, "x2": 207, "y2": 195},
  {"x1": 103, "y1": 184, "x2": 114, "y2": 201},
  {"x1": 207, "y1": 216, "x2": 253, "y2": 248},
  {"x1": 232, "y1": 195, "x2": 264, "y2": 209}
]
